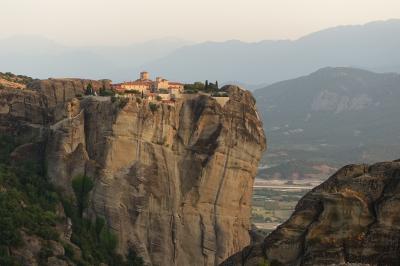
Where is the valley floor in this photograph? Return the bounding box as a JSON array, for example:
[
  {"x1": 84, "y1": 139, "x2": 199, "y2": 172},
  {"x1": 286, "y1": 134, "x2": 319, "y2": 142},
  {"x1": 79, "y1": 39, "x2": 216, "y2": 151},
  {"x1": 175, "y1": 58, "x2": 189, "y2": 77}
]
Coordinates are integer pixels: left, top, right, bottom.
[{"x1": 251, "y1": 179, "x2": 323, "y2": 234}]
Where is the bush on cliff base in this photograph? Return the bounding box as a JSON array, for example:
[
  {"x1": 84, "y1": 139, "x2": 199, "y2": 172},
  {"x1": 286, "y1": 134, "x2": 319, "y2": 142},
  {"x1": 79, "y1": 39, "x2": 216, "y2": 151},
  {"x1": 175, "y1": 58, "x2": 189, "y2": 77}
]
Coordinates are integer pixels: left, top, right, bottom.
[
  {"x1": 67, "y1": 175, "x2": 144, "y2": 265},
  {"x1": 0, "y1": 136, "x2": 60, "y2": 264},
  {"x1": 0, "y1": 135, "x2": 144, "y2": 265},
  {"x1": 72, "y1": 175, "x2": 94, "y2": 217}
]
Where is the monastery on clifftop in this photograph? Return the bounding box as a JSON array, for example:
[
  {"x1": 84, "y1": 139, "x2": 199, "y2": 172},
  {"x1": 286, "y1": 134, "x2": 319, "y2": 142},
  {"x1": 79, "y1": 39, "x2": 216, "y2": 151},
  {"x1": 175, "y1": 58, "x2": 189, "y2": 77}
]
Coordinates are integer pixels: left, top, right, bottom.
[{"x1": 112, "y1": 72, "x2": 184, "y2": 99}]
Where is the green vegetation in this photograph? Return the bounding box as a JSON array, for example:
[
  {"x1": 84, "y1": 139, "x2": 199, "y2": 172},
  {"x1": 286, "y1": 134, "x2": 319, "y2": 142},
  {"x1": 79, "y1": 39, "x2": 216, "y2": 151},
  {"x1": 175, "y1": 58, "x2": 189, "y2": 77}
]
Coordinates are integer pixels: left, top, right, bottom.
[
  {"x1": 85, "y1": 83, "x2": 95, "y2": 96},
  {"x1": 253, "y1": 188, "x2": 307, "y2": 198},
  {"x1": 72, "y1": 175, "x2": 94, "y2": 217},
  {"x1": 0, "y1": 135, "x2": 16, "y2": 162},
  {"x1": 184, "y1": 81, "x2": 204, "y2": 93},
  {"x1": 124, "y1": 89, "x2": 140, "y2": 95},
  {"x1": 258, "y1": 258, "x2": 270, "y2": 266},
  {"x1": 111, "y1": 96, "x2": 129, "y2": 109},
  {"x1": 119, "y1": 98, "x2": 129, "y2": 109},
  {"x1": 184, "y1": 80, "x2": 220, "y2": 93},
  {"x1": 0, "y1": 136, "x2": 60, "y2": 265},
  {"x1": 149, "y1": 102, "x2": 159, "y2": 112},
  {"x1": 156, "y1": 95, "x2": 162, "y2": 101},
  {"x1": 126, "y1": 248, "x2": 144, "y2": 266},
  {"x1": 204, "y1": 80, "x2": 219, "y2": 92},
  {"x1": 63, "y1": 175, "x2": 144, "y2": 265},
  {"x1": 63, "y1": 185, "x2": 119, "y2": 265},
  {"x1": 0, "y1": 72, "x2": 36, "y2": 85},
  {"x1": 0, "y1": 135, "x2": 143, "y2": 265},
  {"x1": 100, "y1": 86, "x2": 115, "y2": 96},
  {"x1": 85, "y1": 83, "x2": 115, "y2": 97},
  {"x1": 252, "y1": 187, "x2": 311, "y2": 235},
  {"x1": 252, "y1": 212, "x2": 273, "y2": 223}
]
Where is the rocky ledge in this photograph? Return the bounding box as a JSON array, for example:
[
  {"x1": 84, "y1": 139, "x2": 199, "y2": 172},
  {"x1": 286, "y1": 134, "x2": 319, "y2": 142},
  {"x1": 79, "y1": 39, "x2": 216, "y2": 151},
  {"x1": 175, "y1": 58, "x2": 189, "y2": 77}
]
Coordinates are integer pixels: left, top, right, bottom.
[
  {"x1": 221, "y1": 160, "x2": 400, "y2": 266},
  {"x1": 0, "y1": 79, "x2": 266, "y2": 266}
]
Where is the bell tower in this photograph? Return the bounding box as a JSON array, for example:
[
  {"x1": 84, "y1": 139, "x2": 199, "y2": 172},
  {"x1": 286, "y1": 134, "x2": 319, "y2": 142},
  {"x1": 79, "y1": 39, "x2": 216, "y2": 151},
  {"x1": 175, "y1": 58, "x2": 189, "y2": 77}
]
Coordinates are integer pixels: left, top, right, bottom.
[{"x1": 140, "y1": 71, "x2": 149, "y2": 80}]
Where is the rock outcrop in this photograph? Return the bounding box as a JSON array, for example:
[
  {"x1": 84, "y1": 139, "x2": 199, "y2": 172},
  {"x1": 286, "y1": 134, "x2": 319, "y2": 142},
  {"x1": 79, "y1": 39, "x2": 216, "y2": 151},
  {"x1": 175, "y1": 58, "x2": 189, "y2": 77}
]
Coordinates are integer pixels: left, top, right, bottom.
[
  {"x1": 221, "y1": 160, "x2": 400, "y2": 266},
  {"x1": 0, "y1": 80, "x2": 266, "y2": 266},
  {"x1": 27, "y1": 78, "x2": 111, "y2": 106}
]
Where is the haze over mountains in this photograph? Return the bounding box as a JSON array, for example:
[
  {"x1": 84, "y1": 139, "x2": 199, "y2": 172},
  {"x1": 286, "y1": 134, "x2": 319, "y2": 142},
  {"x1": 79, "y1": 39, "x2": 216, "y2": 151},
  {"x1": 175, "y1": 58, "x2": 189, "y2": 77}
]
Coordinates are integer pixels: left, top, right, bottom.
[
  {"x1": 0, "y1": 36, "x2": 191, "y2": 81},
  {"x1": 255, "y1": 67, "x2": 400, "y2": 179},
  {"x1": 144, "y1": 19, "x2": 400, "y2": 84},
  {"x1": 1, "y1": 19, "x2": 400, "y2": 85}
]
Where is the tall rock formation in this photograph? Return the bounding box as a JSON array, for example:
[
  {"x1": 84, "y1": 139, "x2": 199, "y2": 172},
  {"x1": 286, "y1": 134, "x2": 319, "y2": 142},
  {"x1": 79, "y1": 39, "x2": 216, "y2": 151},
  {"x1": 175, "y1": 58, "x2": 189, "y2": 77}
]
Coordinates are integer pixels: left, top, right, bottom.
[
  {"x1": 222, "y1": 160, "x2": 400, "y2": 266},
  {"x1": 0, "y1": 80, "x2": 266, "y2": 266}
]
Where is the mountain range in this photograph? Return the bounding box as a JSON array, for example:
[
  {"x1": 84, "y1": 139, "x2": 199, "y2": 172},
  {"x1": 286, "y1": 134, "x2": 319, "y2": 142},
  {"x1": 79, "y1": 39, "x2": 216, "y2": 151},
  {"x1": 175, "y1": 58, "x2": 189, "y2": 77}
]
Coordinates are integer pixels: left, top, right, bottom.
[
  {"x1": 1, "y1": 19, "x2": 400, "y2": 85},
  {"x1": 0, "y1": 36, "x2": 191, "y2": 81},
  {"x1": 143, "y1": 19, "x2": 400, "y2": 84},
  {"x1": 254, "y1": 67, "x2": 400, "y2": 179}
]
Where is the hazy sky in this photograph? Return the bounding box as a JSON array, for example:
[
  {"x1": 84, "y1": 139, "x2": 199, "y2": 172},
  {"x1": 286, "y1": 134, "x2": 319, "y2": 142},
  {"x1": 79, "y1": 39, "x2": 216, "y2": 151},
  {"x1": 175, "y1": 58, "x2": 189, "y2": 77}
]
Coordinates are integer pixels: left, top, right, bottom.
[{"x1": 2, "y1": 0, "x2": 400, "y2": 45}]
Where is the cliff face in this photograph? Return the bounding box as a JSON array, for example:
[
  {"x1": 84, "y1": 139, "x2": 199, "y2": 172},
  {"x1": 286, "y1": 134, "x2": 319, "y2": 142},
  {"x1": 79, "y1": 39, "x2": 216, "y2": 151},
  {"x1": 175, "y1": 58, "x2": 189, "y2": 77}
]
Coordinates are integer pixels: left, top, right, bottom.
[
  {"x1": 222, "y1": 160, "x2": 400, "y2": 266},
  {"x1": 0, "y1": 80, "x2": 266, "y2": 266}
]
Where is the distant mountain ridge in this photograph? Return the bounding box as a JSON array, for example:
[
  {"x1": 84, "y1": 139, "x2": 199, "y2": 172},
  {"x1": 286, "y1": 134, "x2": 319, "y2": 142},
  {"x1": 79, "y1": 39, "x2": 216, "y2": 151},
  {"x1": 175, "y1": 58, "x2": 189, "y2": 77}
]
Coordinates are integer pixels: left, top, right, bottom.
[
  {"x1": 255, "y1": 67, "x2": 400, "y2": 148},
  {"x1": 255, "y1": 67, "x2": 400, "y2": 179},
  {"x1": 143, "y1": 19, "x2": 400, "y2": 84},
  {"x1": 1, "y1": 19, "x2": 400, "y2": 84},
  {"x1": 0, "y1": 36, "x2": 191, "y2": 81}
]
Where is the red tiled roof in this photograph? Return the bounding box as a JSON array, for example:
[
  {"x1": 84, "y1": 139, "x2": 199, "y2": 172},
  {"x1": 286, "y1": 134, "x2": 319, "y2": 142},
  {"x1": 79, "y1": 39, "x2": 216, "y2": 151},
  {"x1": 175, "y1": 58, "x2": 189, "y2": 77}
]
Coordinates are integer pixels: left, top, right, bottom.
[
  {"x1": 169, "y1": 82, "x2": 183, "y2": 85},
  {"x1": 112, "y1": 79, "x2": 183, "y2": 88},
  {"x1": 123, "y1": 81, "x2": 152, "y2": 86}
]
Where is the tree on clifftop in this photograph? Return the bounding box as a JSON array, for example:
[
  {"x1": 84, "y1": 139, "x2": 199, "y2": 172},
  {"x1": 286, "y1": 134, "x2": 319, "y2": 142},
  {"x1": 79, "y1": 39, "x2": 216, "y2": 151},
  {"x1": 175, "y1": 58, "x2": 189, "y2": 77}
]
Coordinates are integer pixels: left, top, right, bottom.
[{"x1": 85, "y1": 83, "x2": 94, "y2": 96}]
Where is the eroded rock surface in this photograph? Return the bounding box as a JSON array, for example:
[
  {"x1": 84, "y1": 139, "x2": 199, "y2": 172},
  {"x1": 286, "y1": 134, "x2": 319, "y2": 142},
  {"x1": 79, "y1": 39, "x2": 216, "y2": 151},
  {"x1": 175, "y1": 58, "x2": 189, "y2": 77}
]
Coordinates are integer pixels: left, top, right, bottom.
[
  {"x1": 0, "y1": 80, "x2": 266, "y2": 266},
  {"x1": 221, "y1": 160, "x2": 400, "y2": 266}
]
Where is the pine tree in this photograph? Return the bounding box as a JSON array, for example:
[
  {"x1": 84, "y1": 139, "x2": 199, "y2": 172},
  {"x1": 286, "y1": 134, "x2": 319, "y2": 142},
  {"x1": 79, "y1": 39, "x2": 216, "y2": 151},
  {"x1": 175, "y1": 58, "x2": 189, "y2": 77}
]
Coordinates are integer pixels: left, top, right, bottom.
[
  {"x1": 72, "y1": 175, "x2": 94, "y2": 217},
  {"x1": 85, "y1": 83, "x2": 94, "y2": 96},
  {"x1": 99, "y1": 85, "x2": 106, "y2": 96}
]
